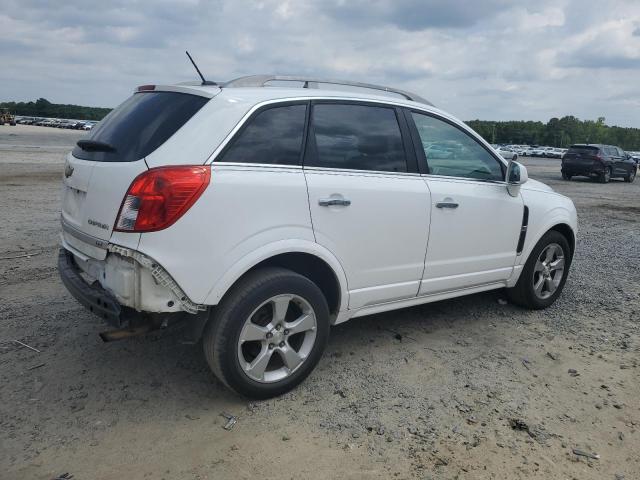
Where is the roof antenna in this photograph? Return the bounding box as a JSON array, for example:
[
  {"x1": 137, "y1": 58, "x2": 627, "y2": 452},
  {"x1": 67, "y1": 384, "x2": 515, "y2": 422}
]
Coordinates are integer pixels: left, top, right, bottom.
[{"x1": 185, "y1": 51, "x2": 217, "y2": 86}]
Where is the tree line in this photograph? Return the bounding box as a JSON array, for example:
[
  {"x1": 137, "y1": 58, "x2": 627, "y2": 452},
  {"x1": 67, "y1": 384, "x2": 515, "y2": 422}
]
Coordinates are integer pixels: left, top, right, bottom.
[
  {"x1": 0, "y1": 98, "x2": 111, "y2": 121},
  {"x1": 3, "y1": 98, "x2": 639, "y2": 150},
  {"x1": 466, "y1": 116, "x2": 640, "y2": 151}
]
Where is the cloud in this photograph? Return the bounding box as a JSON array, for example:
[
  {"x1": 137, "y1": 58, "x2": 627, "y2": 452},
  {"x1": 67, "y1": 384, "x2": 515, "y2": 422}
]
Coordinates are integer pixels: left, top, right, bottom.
[
  {"x1": 318, "y1": 0, "x2": 512, "y2": 31},
  {"x1": 0, "y1": 0, "x2": 639, "y2": 126}
]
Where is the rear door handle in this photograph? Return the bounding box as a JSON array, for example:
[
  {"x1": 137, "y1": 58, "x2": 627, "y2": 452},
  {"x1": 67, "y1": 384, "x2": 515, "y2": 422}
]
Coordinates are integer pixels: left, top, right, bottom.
[
  {"x1": 436, "y1": 201, "x2": 459, "y2": 209},
  {"x1": 319, "y1": 198, "x2": 351, "y2": 207}
]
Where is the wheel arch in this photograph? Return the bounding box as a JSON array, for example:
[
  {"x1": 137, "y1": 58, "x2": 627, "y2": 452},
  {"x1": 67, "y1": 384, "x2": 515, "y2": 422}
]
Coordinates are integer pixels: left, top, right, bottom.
[
  {"x1": 548, "y1": 223, "x2": 575, "y2": 258},
  {"x1": 243, "y1": 252, "x2": 342, "y2": 318},
  {"x1": 203, "y1": 240, "x2": 349, "y2": 319}
]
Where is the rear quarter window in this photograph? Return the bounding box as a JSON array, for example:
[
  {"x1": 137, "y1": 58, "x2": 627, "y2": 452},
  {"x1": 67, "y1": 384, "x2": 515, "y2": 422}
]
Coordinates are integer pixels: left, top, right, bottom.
[
  {"x1": 217, "y1": 104, "x2": 307, "y2": 165},
  {"x1": 72, "y1": 92, "x2": 209, "y2": 162}
]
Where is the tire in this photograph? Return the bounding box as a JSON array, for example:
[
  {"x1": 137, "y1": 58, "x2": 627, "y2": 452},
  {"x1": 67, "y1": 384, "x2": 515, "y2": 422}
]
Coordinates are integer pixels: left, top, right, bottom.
[
  {"x1": 506, "y1": 230, "x2": 571, "y2": 309},
  {"x1": 600, "y1": 167, "x2": 611, "y2": 183},
  {"x1": 561, "y1": 172, "x2": 572, "y2": 181},
  {"x1": 202, "y1": 267, "x2": 330, "y2": 399},
  {"x1": 624, "y1": 167, "x2": 636, "y2": 183}
]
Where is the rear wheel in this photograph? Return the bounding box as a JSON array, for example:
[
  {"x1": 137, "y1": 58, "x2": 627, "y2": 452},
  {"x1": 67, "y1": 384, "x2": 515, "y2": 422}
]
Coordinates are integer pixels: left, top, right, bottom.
[
  {"x1": 203, "y1": 267, "x2": 330, "y2": 399},
  {"x1": 561, "y1": 172, "x2": 572, "y2": 181},
  {"x1": 600, "y1": 167, "x2": 612, "y2": 183},
  {"x1": 624, "y1": 167, "x2": 636, "y2": 183},
  {"x1": 507, "y1": 231, "x2": 571, "y2": 309}
]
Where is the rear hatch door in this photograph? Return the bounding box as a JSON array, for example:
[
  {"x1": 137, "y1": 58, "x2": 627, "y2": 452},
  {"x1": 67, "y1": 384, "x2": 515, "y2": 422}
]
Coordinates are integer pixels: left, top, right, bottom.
[
  {"x1": 61, "y1": 89, "x2": 211, "y2": 259},
  {"x1": 563, "y1": 146, "x2": 599, "y2": 168}
]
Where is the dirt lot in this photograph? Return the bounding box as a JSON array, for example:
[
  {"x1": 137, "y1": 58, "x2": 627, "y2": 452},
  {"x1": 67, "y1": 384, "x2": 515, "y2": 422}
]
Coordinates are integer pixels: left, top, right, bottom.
[{"x1": 1, "y1": 125, "x2": 639, "y2": 480}]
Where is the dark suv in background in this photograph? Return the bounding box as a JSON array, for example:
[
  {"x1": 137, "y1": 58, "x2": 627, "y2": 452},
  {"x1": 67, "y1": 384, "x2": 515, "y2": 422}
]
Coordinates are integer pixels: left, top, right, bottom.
[{"x1": 561, "y1": 144, "x2": 637, "y2": 183}]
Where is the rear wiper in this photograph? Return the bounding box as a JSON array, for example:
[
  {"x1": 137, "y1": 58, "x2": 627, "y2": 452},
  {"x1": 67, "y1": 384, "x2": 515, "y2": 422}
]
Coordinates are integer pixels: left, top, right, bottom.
[{"x1": 76, "y1": 139, "x2": 116, "y2": 152}]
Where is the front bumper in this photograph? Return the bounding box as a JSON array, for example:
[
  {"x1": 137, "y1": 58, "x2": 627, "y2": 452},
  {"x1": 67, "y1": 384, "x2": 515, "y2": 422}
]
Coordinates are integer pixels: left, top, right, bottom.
[{"x1": 58, "y1": 248, "x2": 129, "y2": 327}]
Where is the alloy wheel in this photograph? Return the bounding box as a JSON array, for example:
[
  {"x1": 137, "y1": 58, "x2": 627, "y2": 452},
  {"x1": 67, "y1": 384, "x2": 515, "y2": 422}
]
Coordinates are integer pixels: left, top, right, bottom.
[
  {"x1": 532, "y1": 243, "x2": 565, "y2": 300},
  {"x1": 237, "y1": 294, "x2": 317, "y2": 383}
]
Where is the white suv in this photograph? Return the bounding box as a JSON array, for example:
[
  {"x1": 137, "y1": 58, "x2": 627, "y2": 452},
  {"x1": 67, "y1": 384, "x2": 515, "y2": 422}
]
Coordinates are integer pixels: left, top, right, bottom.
[{"x1": 58, "y1": 76, "x2": 577, "y2": 398}]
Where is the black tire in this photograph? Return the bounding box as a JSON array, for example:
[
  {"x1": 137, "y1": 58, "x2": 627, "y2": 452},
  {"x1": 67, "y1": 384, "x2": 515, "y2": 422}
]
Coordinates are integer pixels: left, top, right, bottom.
[
  {"x1": 624, "y1": 167, "x2": 636, "y2": 183},
  {"x1": 600, "y1": 166, "x2": 611, "y2": 183},
  {"x1": 202, "y1": 267, "x2": 330, "y2": 399},
  {"x1": 506, "y1": 230, "x2": 571, "y2": 309},
  {"x1": 561, "y1": 172, "x2": 572, "y2": 181}
]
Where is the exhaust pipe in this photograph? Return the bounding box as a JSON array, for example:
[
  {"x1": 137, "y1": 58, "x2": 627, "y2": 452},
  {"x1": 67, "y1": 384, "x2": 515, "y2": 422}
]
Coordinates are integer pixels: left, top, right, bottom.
[{"x1": 99, "y1": 323, "x2": 155, "y2": 342}]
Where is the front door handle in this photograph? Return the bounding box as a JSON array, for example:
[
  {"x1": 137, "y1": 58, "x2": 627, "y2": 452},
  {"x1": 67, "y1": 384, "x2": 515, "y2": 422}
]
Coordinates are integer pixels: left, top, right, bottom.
[
  {"x1": 436, "y1": 201, "x2": 459, "y2": 209},
  {"x1": 319, "y1": 198, "x2": 351, "y2": 207}
]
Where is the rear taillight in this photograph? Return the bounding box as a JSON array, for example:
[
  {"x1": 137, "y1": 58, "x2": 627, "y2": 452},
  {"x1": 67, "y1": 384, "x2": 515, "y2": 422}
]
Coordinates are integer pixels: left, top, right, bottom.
[{"x1": 115, "y1": 166, "x2": 210, "y2": 233}]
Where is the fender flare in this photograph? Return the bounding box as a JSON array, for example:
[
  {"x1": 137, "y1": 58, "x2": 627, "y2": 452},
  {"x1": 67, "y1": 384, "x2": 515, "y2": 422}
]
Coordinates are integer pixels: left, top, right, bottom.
[{"x1": 203, "y1": 239, "x2": 350, "y2": 312}]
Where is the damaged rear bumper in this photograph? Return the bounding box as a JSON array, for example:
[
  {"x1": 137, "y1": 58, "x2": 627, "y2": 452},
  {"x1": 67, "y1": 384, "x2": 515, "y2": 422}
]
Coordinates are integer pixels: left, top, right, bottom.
[
  {"x1": 58, "y1": 248, "x2": 125, "y2": 327},
  {"x1": 58, "y1": 246, "x2": 209, "y2": 342}
]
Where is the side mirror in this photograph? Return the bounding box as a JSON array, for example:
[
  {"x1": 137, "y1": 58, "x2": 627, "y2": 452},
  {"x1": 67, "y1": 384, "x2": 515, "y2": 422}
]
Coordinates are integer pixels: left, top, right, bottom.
[{"x1": 506, "y1": 160, "x2": 528, "y2": 197}]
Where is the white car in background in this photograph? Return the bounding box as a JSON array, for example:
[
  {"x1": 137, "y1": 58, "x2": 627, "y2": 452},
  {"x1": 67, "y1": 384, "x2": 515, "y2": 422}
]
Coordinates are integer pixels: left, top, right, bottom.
[
  {"x1": 495, "y1": 146, "x2": 518, "y2": 161},
  {"x1": 58, "y1": 75, "x2": 578, "y2": 398}
]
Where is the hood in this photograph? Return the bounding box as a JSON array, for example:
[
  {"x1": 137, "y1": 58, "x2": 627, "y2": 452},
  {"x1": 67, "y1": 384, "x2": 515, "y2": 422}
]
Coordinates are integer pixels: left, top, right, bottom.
[{"x1": 522, "y1": 178, "x2": 554, "y2": 193}]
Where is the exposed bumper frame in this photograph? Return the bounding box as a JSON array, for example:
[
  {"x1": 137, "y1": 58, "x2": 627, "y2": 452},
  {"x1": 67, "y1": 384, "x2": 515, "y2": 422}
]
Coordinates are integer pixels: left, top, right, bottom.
[{"x1": 58, "y1": 248, "x2": 126, "y2": 327}]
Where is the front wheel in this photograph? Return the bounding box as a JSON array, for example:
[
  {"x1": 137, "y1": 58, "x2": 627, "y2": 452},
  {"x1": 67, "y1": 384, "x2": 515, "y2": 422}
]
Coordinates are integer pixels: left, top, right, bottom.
[
  {"x1": 625, "y1": 168, "x2": 636, "y2": 183},
  {"x1": 507, "y1": 231, "x2": 571, "y2": 309},
  {"x1": 561, "y1": 172, "x2": 572, "y2": 181},
  {"x1": 202, "y1": 267, "x2": 330, "y2": 399}
]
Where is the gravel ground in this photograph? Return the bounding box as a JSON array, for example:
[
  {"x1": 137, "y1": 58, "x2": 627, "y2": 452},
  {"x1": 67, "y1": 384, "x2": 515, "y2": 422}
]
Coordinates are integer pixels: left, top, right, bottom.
[{"x1": 1, "y1": 125, "x2": 639, "y2": 480}]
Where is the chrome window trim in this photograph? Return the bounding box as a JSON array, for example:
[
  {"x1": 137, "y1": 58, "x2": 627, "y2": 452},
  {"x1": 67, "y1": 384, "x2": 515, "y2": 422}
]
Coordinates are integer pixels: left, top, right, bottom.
[
  {"x1": 212, "y1": 162, "x2": 303, "y2": 170},
  {"x1": 204, "y1": 94, "x2": 507, "y2": 174},
  {"x1": 303, "y1": 165, "x2": 422, "y2": 178},
  {"x1": 212, "y1": 162, "x2": 423, "y2": 178},
  {"x1": 420, "y1": 173, "x2": 507, "y2": 186},
  {"x1": 206, "y1": 96, "x2": 447, "y2": 166}
]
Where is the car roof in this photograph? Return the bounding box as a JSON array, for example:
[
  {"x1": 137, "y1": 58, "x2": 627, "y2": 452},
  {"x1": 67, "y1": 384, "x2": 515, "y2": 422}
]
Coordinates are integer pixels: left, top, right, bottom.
[{"x1": 152, "y1": 81, "x2": 459, "y2": 127}]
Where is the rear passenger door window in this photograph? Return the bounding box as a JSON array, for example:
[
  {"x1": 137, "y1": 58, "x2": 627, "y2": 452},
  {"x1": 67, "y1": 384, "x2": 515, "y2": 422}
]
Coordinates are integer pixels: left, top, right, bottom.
[
  {"x1": 218, "y1": 104, "x2": 307, "y2": 165},
  {"x1": 307, "y1": 103, "x2": 408, "y2": 172},
  {"x1": 411, "y1": 112, "x2": 504, "y2": 181}
]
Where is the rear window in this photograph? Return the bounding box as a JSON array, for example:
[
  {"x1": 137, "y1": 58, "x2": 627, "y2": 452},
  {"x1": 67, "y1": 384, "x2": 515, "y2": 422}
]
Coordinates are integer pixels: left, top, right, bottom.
[
  {"x1": 72, "y1": 92, "x2": 208, "y2": 162},
  {"x1": 567, "y1": 145, "x2": 599, "y2": 155}
]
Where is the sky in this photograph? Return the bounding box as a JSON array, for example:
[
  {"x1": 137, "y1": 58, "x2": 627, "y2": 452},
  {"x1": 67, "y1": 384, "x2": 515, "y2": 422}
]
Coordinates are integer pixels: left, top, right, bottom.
[{"x1": 1, "y1": 0, "x2": 640, "y2": 126}]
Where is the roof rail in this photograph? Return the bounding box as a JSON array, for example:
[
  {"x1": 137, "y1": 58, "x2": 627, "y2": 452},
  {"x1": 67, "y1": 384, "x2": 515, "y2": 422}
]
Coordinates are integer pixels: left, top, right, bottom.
[{"x1": 222, "y1": 75, "x2": 433, "y2": 106}]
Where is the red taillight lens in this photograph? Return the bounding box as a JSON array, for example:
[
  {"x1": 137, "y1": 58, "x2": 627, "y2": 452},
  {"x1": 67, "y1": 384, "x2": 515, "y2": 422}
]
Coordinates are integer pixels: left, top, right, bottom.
[{"x1": 115, "y1": 166, "x2": 210, "y2": 232}]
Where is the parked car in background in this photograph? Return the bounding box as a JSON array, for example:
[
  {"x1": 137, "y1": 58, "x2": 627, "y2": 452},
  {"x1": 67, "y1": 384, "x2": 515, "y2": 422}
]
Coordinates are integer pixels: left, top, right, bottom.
[
  {"x1": 546, "y1": 148, "x2": 564, "y2": 159},
  {"x1": 561, "y1": 144, "x2": 636, "y2": 183},
  {"x1": 627, "y1": 151, "x2": 640, "y2": 166},
  {"x1": 58, "y1": 75, "x2": 578, "y2": 398},
  {"x1": 495, "y1": 146, "x2": 517, "y2": 161},
  {"x1": 530, "y1": 147, "x2": 545, "y2": 157}
]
